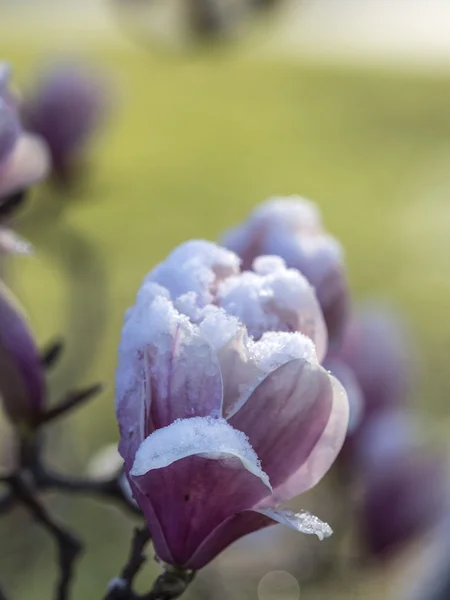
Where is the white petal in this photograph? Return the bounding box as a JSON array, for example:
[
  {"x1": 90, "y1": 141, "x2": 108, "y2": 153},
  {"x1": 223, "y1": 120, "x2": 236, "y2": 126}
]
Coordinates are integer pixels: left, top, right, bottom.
[
  {"x1": 257, "y1": 508, "x2": 333, "y2": 541},
  {"x1": 0, "y1": 226, "x2": 33, "y2": 255},
  {"x1": 0, "y1": 133, "x2": 49, "y2": 198}
]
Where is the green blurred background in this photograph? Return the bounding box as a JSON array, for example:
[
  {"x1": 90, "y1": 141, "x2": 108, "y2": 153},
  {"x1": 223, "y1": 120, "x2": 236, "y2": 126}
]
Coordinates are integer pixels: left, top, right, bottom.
[{"x1": 2, "y1": 1, "x2": 450, "y2": 598}]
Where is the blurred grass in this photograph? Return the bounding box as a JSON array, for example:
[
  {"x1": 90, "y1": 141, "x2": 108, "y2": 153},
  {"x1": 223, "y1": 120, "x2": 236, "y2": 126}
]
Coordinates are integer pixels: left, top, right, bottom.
[{"x1": 2, "y1": 27, "x2": 450, "y2": 599}]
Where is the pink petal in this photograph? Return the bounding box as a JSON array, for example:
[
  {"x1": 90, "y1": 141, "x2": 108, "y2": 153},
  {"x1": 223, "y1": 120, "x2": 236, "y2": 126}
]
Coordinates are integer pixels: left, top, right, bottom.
[
  {"x1": 187, "y1": 507, "x2": 332, "y2": 569},
  {"x1": 273, "y1": 374, "x2": 349, "y2": 502},
  {"x1": 116, "y1": 295, "x2": 223, "y2": 464},
  {"x1": 130, "y1": 417, "x2": 271, "y2": 567},
  {"x1": 142, "y1": 322, "x2": 223, "y2": 431},
  {"x1": 229, "y1": 358, "x2": 348, "y2": 501}
]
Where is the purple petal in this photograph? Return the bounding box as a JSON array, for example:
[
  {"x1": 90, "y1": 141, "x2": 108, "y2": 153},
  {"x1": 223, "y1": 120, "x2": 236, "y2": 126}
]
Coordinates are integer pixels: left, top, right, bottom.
[
  {"x1": 273, "y1": 374, "x2": 348, "y2": 501},
  {"x1": 0, "y1": 283, "x2": 45, "y2": 424},
  {"x1": 229, "y1": 359, "x2": 348, "y2": 501},
  {"x1": 116, "y1": 294, "x2": 223, "y2": 464},
  {"x1": 130, "y1": 417, "x2": 271, "y2": 566},
  {"x1": 186, "y1": 510, "x2": 273, "y2": 569},
  {"x1": 186, "y1": 507, "x2": 332, "y2": 569},
  {"x1": 25, "y1": 62, "x2": 109, "y2": 175},
  {"x1": 138, "y1": 322, "x2": 223, "y2": 432}
]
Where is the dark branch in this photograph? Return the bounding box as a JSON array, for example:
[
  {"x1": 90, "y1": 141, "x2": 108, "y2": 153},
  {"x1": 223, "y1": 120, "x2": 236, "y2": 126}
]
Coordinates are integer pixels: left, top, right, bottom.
[
  {"x1": 0, "y1": 490, "x2": 16, "y2": 516},
  {"x1": 104, "y1": 527, "x2": 150, "y2": 600},
  {"x1": 41, "y1": 339, "x2": 65, "y2": 370},
  {"x1": 0, "y1": 190, "x2": 27, "y2": 219},
  {"x1": 104, "y1": 526, "x2": 195, "y2": 600},
  {"x1": 33, "y1": 465, "x2": 141, "y2": 516},
  {"x1": 144, "y1": 569, "x2": 196, "y2": 600},
  {"x1": 6, "y1": 474, "x2": 83, "y2": 600},
  {"x1": 36, "y1": 383, "x2": 103, "y2": 426},
  {"x1": 121, "y1": 527, "x2": 151, "y2": 585}
]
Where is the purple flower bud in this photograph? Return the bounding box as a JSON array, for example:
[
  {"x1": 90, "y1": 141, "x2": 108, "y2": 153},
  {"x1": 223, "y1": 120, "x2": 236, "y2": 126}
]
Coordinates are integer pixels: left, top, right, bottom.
[
  {"x1": 116, "y1": 240, "x2": 349, "y2": 568},
  {"x1": 0, "y1": 64, "x2": 49, "y2": 200},
  {"x1": 337, "y1": 303, "x2": 412, "y2": 420},
  {"x1": 0, "y1": 282, "x2": 45, "y2": 426},
  {"x1": 25, "y1": 62, "x2": 109, "y2": 183},
  {"x1": 357, "y1": 411, "x2": 447, "y2": 557},
  {"x1": 221, "y1": 196, "x2": 350, "y2": 349}
]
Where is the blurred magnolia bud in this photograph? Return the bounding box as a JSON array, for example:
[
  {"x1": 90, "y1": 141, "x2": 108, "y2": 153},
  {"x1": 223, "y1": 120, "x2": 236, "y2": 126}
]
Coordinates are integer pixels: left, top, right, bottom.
[
  {"x1": 222, "y1": 196, "x2": 349, "y2": 349},
  {"x1": 338, "y1": 303, "x2": 413, "y2": 421},
  {"x1": 0, "y1": 282, "x2": 46, "y2": 427},
  {"x1": 24, "y1": 61, "x2": 109, "y2": 185},
  {"x1": 357, "y1": 410, "x2": 447, "y2": 558},
  {"x1": 324, "y1": 358, "x2": 364, "y2": 435},
  {"x1": 0, "y1": 64, "x2": 49, "y2": 201}
]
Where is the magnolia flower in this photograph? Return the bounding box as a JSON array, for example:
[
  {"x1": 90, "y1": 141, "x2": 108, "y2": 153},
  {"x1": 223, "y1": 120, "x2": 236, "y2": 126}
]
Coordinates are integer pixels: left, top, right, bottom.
[
  {"x1": 0, "y1": 282, "x2": 45, "y2": 426},
  {"x1": 337, "y1": 303, "x2": 412, "y2": 422},
  {"x1": 357, "y1": 410, "x2": 447, "y2": 557},
  {"x1": 0, "y1": 63, "x2": 49, "y2": 254},
  {"x1": 221, "y1": 196, "x2": 349, "y2": 348},
  {"x1": 116, "y1": 240, "x2": 349, "y2": 569},
  {"x1": 24, "y1": 62, "x2": 109, "y2": 184}
]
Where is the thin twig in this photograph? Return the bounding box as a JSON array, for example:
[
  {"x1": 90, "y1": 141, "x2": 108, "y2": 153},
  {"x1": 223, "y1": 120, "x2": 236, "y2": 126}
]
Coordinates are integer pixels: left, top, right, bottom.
[
  {"x1": 0, "y1": 190, "x2": 27, "y2": 218},
  {"x1": 36, "y1": 383, "x2": 103, "y2": 426},
  {"x1": 6, "y1": 474, "x2": 82, "y2": 600},
  {"x1": 104, "y1": 527, "x2": 151, "y2": 600},
  {"x1": 41, "y1": 339, "x2": 65, "y2": 370},
  {"x1": 0, "y1": 584, "x2": 8, "y2": 600},
  {"x1": 32, "y1": 464, "x2": 141, "y2": 516},
  {"x1": 121, "y1": 527, "x2": 151, "y2": 585}
]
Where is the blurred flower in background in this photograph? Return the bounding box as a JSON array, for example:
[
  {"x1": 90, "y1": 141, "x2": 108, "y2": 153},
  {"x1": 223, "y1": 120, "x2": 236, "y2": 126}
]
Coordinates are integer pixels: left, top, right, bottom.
[
  {"x1": 0, "y1": 64, "x2": 49, "y2": 254},
  {"x1": 111, "y1": 0, "x2": 283, "y2": 46},
  {"x1": 328, "y1": 303, "x2": 449, "y2": 562},
  {"x1": 0, "y1": 281, "x2": 45, "y2": 428},
  {"x1": 24, "y1": 61, "x2": 110, "y2": 187}
]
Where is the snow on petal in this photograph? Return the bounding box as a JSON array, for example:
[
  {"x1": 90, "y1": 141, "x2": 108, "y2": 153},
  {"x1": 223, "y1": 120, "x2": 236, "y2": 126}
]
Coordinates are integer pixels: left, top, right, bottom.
[
  {"x1": 256, "y1": 508, "x2": 333, "y2": 540},
  {"x1": 131, "y1": 416, "x2": 272, "y2": 492}
]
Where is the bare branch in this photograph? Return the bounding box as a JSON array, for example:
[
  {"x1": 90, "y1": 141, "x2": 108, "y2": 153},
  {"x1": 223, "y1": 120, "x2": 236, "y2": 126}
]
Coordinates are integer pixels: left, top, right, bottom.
[
  {"x1": 36, "y1": 383, "x2": 103, "y2": 426},
  {"x1": 41, "y1": 339, "x2": 65, "y2": 370},
  {"x1": 6, "y1": 474, "x2": 82, "y2": 600}
]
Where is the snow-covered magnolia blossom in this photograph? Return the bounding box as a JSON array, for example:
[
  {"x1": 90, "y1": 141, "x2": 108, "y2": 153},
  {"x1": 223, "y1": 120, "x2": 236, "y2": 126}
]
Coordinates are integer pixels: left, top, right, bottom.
[
  {"x1": 221, "y1": 196, "x2": 349, "y2": 348},
  {"x1": 0, "y1": 64, "x2": 49, "y2": 254},
  {"x1": 116, "y1": 240, "x2": 349, "y2": 569},
  {"x1": 24, "y1": 61, "x2": 108, "y2": 183},
  {"x1": 0, "y1": 282, "x2": 45, "y2": 426}
]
